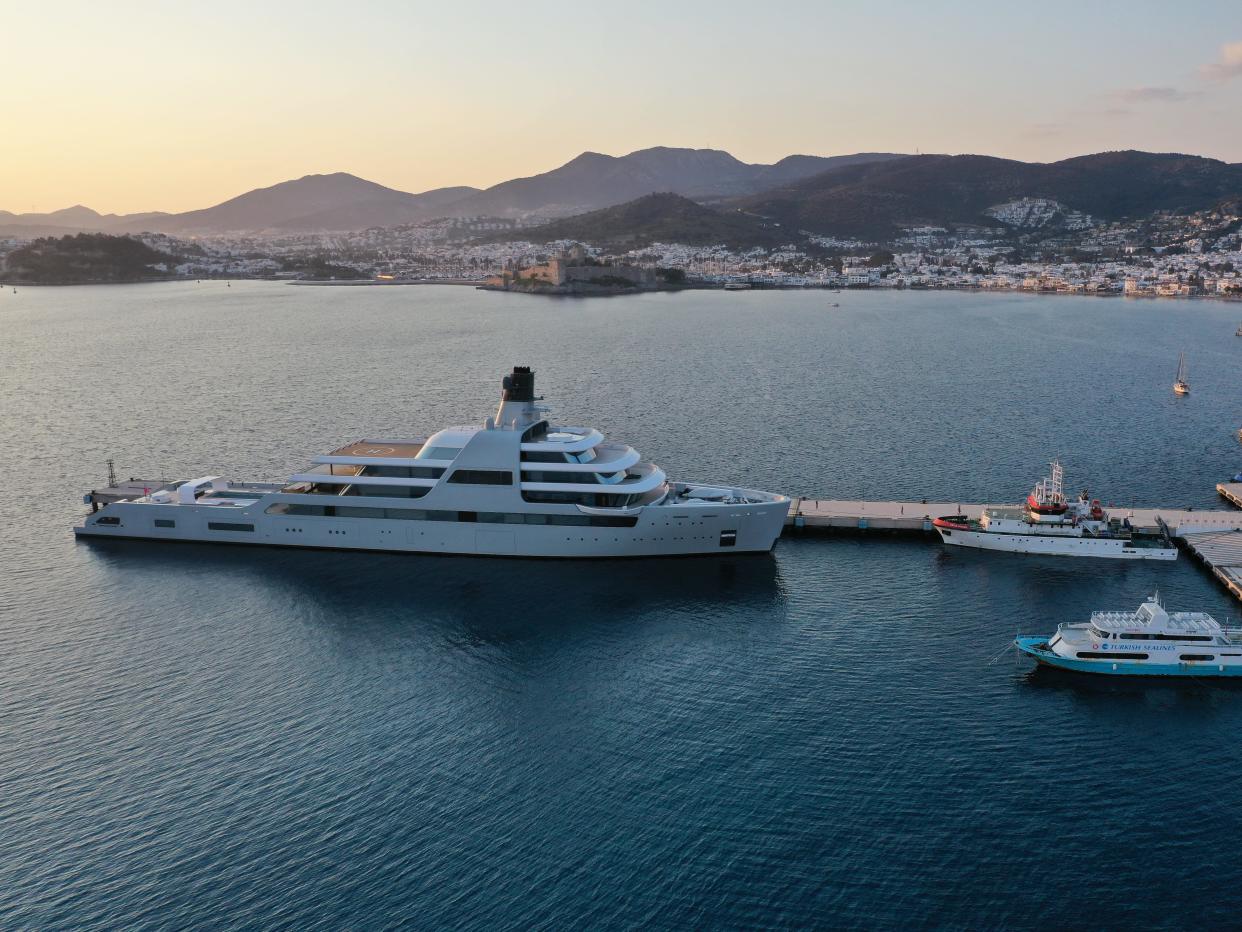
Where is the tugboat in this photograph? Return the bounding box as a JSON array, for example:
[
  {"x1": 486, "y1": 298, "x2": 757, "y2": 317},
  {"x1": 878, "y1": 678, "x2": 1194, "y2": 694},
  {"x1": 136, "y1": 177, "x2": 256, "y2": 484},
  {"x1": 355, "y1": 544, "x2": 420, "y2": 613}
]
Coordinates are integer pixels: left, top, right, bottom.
[
  {"x1": 1016, "y1": 594, "x2": 1242, "y2": 676},
  {"x1": 932, "y1": 461, "x2": 1177, "y2": 560},
  {"x1": 1174, "y1": 352, "x2": 1190, "y2": 395}
]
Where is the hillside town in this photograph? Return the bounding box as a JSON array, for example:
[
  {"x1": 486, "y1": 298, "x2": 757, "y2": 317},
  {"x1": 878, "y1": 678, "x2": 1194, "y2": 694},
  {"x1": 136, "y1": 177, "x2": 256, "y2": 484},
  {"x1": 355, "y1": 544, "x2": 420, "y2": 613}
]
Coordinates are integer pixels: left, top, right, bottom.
[{"x1": 2, "y1": 200, "x2": 1241, "y2": 298}]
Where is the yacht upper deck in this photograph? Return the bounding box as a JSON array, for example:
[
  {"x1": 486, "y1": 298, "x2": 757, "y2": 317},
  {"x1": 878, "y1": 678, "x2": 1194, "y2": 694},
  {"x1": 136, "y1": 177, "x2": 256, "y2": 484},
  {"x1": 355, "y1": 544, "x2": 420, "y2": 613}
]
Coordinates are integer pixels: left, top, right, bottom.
[
  {"x1": 1090, "y1": 604, "x2": 1221, "y2": 635},
  {"x1": 329, "y1": 439, "x2": 427, "y2": 460}
]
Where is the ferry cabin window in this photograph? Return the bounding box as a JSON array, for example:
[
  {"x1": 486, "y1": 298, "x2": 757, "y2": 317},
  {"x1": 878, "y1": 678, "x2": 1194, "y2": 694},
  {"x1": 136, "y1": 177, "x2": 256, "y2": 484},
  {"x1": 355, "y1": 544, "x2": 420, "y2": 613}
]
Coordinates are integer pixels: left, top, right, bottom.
[
  {"x1": 448, "y1": 469, "x2": 513, "y2": 485},
  {"x1": 154, "y1": 519, "x2": 175, "y2": 528},
  {"x1": 1076, "y1": 651, "x2": 1148, "y2": 660},
  {"x1": 1180, "y1": 654, "x2": 1215, "y2": 662}
]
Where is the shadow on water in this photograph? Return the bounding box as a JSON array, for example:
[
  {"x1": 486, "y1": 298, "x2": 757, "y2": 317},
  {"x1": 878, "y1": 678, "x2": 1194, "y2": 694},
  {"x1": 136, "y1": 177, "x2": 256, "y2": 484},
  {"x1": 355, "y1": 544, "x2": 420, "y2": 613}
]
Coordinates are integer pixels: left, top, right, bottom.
[
  {"x1": 1020, "y1": 664, "x2": 1242, "y2": 712},
  {"x1": 80, "y1": 538, "x2": 787, "y2": 644}
]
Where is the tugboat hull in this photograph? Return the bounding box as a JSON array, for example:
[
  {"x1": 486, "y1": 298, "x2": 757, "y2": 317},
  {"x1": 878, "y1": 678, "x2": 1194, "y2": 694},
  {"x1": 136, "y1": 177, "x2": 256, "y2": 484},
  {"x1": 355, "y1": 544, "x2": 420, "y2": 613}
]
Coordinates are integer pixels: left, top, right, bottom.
[{"x1": 934, "y1": 525, "x2": 1177, "y2": 560}]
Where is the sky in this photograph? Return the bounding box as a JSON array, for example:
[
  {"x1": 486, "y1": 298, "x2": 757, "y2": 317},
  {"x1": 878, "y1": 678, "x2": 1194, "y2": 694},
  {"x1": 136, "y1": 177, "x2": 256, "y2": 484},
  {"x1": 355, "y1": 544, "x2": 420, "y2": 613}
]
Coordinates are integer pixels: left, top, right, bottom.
[{"x1": 3, "y1": 0, "x2": 1241, "y2": 214}]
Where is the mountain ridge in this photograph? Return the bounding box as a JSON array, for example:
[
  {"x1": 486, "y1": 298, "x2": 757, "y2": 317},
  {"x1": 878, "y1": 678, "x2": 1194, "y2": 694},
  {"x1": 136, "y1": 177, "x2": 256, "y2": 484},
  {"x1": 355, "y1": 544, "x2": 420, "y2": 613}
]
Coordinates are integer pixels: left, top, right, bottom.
[
  {"x1": 443, "y1": 147, "x2": 904, "y2": 218},
  {"x1": 4, "y1": 148, "x2": 1240, "y2": 240},
  {"x1": 732, "y1": 150, "x2": 1242, "y2": 239}
]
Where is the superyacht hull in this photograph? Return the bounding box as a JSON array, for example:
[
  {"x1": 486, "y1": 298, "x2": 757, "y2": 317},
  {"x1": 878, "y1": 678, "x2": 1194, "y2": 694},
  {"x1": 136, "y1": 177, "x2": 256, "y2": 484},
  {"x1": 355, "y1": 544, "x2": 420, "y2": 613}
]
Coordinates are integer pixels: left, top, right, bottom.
[
  {"x1": 75, "y1": 497, "x2": 789, "y2": 558},
  {"x1": 76, "y1": 367, "x2": 791, "y2": 560},
  {"x1": 934, "y1": 526, "x2": 1177, "y2": 560}
]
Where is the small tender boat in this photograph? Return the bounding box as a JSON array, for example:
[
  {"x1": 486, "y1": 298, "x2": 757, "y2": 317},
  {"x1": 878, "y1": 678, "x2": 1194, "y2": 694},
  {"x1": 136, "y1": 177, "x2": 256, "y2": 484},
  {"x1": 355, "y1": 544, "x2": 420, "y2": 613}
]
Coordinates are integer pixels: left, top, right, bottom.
[
  {"x1": 1235, "y1": 323, "x2": 1242, "y2": 337},
  {"x1": 1174, "y1": 351, "x2": 1190, "y2": 395},
  {"x1": 1016, "y1": 594, "x2": 1242, "y2": 676}
]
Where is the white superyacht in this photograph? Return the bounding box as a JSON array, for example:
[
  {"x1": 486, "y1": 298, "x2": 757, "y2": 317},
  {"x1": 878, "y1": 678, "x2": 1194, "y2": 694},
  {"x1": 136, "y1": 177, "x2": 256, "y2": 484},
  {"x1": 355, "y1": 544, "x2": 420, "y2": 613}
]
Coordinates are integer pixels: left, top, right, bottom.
[
  {"x1": 932, "y1": 461, "x2": 1177, "y2": 560},
  {"x1": 76, "y1": 367, "x2": 789, "y2": 558}
]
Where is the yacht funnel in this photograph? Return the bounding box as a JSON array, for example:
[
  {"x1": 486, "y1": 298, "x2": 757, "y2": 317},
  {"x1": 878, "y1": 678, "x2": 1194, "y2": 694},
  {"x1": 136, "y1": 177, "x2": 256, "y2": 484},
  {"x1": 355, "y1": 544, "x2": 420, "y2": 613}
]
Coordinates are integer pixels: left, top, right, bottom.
[
  {"x1": 501, "y1": 366, "x2": 535, "y2": 402},
  {"x1": 495, "y1": 366, "x2": 541, "y2": 429}
]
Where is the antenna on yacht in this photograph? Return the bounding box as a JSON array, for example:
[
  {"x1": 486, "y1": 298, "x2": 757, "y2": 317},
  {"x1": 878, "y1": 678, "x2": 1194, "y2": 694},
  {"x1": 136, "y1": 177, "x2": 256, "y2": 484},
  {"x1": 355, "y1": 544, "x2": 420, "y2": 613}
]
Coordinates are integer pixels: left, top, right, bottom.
[{"x1": 107, "y1": 458, "x2": 117, "y2": 488}]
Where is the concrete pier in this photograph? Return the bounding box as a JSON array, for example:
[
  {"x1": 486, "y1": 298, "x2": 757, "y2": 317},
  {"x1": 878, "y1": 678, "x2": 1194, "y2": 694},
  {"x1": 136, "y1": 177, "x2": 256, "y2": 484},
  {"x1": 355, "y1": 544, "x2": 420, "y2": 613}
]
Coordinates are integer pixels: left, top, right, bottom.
[
  {"x1": 784, "y1": 493, "x2": 1242, "y2": 604},
  {"x1": 783, "y1": 498, "x2": 1242, "y2": 537}
]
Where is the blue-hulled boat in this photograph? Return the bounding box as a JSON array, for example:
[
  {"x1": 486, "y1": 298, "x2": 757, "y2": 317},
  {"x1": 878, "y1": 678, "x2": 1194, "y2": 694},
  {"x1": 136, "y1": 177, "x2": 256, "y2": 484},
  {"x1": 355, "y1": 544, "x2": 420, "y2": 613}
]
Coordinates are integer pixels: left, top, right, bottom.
[{"x1": 1016, "y1": 595, "x2": 1242, "y2": 677}]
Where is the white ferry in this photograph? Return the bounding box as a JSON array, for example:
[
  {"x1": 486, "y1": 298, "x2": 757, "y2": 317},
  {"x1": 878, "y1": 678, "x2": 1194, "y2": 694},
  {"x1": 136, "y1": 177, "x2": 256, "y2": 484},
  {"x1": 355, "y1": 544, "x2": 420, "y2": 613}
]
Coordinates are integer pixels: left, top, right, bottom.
[
  {"x1": 932, "y1": 461, "x2": 1177, "y2": 560},
  {"x1": 1016, "y1": 595, "x2": 1242, "y2": 676},
  {"x1": 75, "y1": 367, "x2": 789, "y2": 558}
]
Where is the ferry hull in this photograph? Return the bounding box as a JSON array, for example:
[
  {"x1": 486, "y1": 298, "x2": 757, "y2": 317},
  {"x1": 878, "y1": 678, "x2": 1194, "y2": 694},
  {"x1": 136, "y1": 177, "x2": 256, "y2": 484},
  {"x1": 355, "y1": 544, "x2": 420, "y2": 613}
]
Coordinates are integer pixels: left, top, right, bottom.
[
  {"x1": 1015, "y1": 637, "x2": 1242, "y2": 677},
  {"x1": 74, "y1": 498, "x2": 789, "y2": 559},
  {"x1": 934, "y1": 526, "x2": 1177, "y2": 560}
]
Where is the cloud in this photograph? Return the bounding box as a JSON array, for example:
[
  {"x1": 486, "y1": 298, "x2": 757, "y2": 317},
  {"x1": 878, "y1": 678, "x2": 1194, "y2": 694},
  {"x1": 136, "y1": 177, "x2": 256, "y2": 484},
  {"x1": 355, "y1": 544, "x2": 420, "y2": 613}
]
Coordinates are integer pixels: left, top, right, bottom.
[
  {"x1": 1112, "y1": 85, "x2": 1198, "y2": 103},
  {"x1": 1202, "y1": 40, "x2": 1242, "y2": 80}
]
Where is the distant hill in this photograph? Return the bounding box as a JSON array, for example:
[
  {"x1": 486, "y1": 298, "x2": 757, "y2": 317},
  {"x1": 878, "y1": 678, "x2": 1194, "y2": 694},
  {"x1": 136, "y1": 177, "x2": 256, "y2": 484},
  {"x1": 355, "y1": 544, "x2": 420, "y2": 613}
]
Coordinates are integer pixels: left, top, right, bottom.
[
  {"x1": 1, "y1": 233, "x2": 174, "y2": 283},
  {"x1": 115, "y1": 173, "x2": 480, "y2": 234},
  {"x1": 445, "y1": 147, "x2": 904, "y2": 219},
  {"x1": 0, "y1": 205, "x2": 170, "y2": 237},
  {"x1": 9, "y1": 148, "x2": 1237, "y2": 242},
  {"x1": 273, "y1": 185, "x2": 478, "y2": 231},
  {"x1": 734, "y1": 151, "x2": 1242, "y2": 239},
  {"x1": 499, "y1": 192, "x2": 792, "y2": 250}
]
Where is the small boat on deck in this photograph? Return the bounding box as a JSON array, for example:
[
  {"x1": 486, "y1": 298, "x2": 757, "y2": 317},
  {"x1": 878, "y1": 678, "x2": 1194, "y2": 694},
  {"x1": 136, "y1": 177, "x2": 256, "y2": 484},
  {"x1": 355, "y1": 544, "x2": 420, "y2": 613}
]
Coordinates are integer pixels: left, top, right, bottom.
[{"x1": 1016, "y1": 595, "x2": 1242, "y2": 677}]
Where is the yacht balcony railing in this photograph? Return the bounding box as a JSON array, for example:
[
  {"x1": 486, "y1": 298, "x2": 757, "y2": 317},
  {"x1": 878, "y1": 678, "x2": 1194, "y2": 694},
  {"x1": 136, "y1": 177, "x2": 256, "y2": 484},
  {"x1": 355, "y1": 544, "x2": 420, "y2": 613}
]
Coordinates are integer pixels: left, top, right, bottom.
[{"x1": 520, "y1": 444, "x2": 640, "y2": 474}]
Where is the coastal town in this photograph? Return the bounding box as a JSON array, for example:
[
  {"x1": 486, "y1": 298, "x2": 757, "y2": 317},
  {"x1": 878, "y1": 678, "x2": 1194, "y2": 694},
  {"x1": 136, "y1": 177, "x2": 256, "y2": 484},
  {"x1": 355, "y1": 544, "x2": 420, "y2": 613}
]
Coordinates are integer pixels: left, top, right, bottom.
[{"x1": 2, "y1": 198, "x2": 1240, "y2": 298}]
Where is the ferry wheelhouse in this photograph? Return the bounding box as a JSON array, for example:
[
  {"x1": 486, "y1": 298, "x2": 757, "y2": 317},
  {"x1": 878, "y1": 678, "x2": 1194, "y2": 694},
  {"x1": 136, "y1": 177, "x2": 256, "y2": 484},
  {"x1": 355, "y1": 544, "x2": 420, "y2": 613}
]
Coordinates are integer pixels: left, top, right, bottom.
[
  {"x1": 1016, "y1": 595, "x2": 1242, "y2": 676},
  {"x1": 75, "y1": 367, "x2": 789, "y2": 558},
  {"x1": 932, "y1": 461, "x2": 1177, "y2": 560}
]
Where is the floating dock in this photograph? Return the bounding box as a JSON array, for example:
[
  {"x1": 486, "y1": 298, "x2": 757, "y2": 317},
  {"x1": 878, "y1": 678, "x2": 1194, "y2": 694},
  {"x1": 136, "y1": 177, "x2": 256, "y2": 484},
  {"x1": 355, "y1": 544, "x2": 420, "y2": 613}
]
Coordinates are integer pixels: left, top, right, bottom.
[
  {"x1": 1182, "y1": 530, "x2": 1242, "y2": 602},
  {"x1": 1217, "y1": 481, "x2": 1242, "y2": 510}
]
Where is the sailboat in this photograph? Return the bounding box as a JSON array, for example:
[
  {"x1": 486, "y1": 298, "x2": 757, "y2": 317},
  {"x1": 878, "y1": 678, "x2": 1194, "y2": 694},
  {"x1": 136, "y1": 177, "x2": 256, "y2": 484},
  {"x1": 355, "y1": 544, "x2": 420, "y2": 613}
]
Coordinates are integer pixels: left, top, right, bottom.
[{"x1": 1174, "y1": 352, "x2": 1190, "y2": 395}]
